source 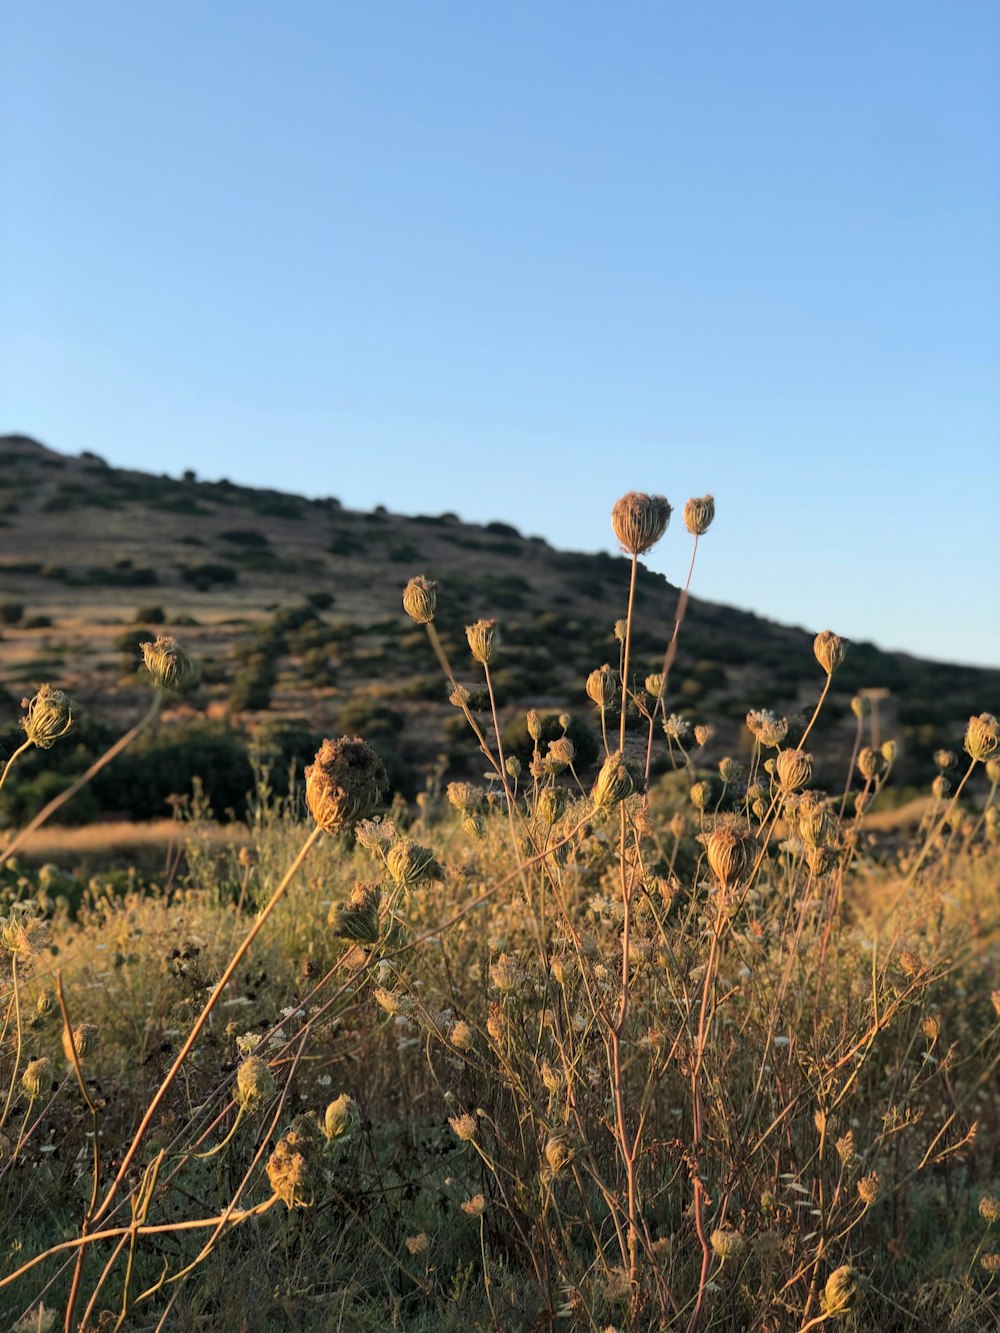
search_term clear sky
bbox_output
[2,2,998,667]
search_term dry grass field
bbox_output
[1,449,999,1331]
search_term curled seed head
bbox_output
[858,1172,880,1205]
[611,491,672,555]
[236,1055,276,1114]
[822,1266,858,1316]
[718,756,742,784]
[450,1021,475,1052]
[814,630,848,675]
[981,1253,1000,1273]
[62,1023,99,1064]
[266,1132,318,1209]
[354,817,396,853]
[505,754,521,779]
[746,710,788,748]
[931,775,951,800]
[141,636,198,691]
[21,1056,49,1099]
[21,685,75,749]
[461,813,485,839]
[305,737,388,833]
[979,1196,1000,1224]
[586,664,619,710]
[323,1092,359,1140]
[798,796,838,849]
[402,575,437,624]
[776,750,812,792]
[857,747,886,782]
[689,781,712,811]
[705,825,755,887]
[466,619,498,666]
[613,619,627,643]
[447,782,484,813]
[645,673,663,698]
[965,713,1000,763]
[489,953,523,994]
[546,737,575,772]
[544,1134,574,1175]
[535,786,563,826]
[526,709,542,741]
[683,495,715,536]
[934,749,957,771]
[385,838,443,889]
[328,881,382,943]
[592,751,637,811]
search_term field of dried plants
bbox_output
[1,488,999,1332]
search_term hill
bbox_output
[0,432,996,822]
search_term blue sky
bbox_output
[2,2,998,666]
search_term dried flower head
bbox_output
[305,737,388,833]
[20,685,75,749]
[402,575,437,624]
[814,630,848,675]
[858,1172,880,1205]
[406,1232,429,1256]
[613,618,627,643]
[547,736,575,769]
[981,1253,1000,1273]
[775,749,813,792]
[798,796,838,849]
[718,756,743,783]
[934,749,957,771]
[705,825,755,888]
[694,724,713,747]
[323,1092,359,1140]
[449,1113,478,1142]
[835,1130,856,1165]
[931,774,951,800]
[710,1228,744,1261]
[21,1056,49,1099]
[447,782,483,813]
[683,495,714,536]
[62,1022,99,1064]
[987,757,1000,784]
[461,1193,486,1217]
[663,713,692,743]
[266,1129,318,1208]
[450,1020,475,1051]
[980,1196,1000,1224]
[235,1055,275,1114]
[611,491,672,555]
[822,1266,858,1316]
[965,713,1000,763]
[857,747,886,782]
[466,619,498,666]
[586,664,619,710]
[746,710,788,748]
[386,838,443,889]
[449,684,471,708]
[141,636,198,691]
[535,786,563,826]
[592,751,637,811]
[354,817,397,853]
[489,952,524,994]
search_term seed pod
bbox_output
[611,491,672,555]
[880,739,897,764]
[461,814,485,839]
[141,636,198,691]
[386,838,443,889]
[814,630,848,675]
[592,751,636,811]
[931,775,951,800]
[799,798,837,849]
[402,575,437,624]
[965,713,1000,763]
[586,664,619,710]
[857,747,886,782]
[986,757,1000,784]
[850,695,865,720]
[775,750,812,792]
[934,749,957,771]
[645,673,663,699]
[236,1055,276,1114]
[447,782,483,813]
[718,756,742,784]
[683,495,715,536]
[526,709,542,741]
[466,619,498,666]
[535,787,562,826]
[20,685,75,749]
[329,881,382,943]
[449,1113,477,1142]
[305,737,388,833]
[705,825,755,887]
[505,755,521,779]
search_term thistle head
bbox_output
[611,491,672,555]
[466,619,498,666]
[683,495,715,536]
[402,575,437,624]
[20,685,74,749]
[814,630,848,675]
[141,636,198,691]
[305,737,388,833]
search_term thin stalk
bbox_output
[797,672,833,752]
[0,739,32,794]
[644,535,699,788]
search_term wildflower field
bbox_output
[1,485,999,1332]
